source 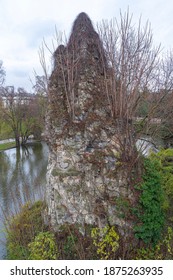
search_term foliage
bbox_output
[115,196,131,219]
[6,241,30,260]
[0,87,46,146]
[160,226,173,259]
[135,226,173,260]
[6,210,95,260]
[6,201,46,259]
[0,120,13,140]
[28,231,58,260]
[133,158,165,245]
[56,224,93,260]
[150,149,173,212]
[63,234,78,259]
[5,198,173,260]
[135,247,161,260]
[91,225,119,259]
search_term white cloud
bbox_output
[0,0,173,91]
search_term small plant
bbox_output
[28,231,58,260]
[91,225,119,259]
[6,243,30,260]
[63,234,78,259]
[158,226,173,259]
[135,247,162,260]
[57,224,87,260]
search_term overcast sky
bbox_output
[0,0,173,92]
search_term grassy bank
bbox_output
[0,142,16,151]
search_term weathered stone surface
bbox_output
[45,12,133,234]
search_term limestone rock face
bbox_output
[45,12,133,233]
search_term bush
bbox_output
[157,226,173,259]
[56,224,95,260]
[63,234,78,259]
[150,149,173,212]
[135,247,161,260]
[6,201,46,259]
[28,231,58,260]
[135,226,173,260]
[133,158,165,245]
[91,225,119,259]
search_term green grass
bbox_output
[0,142,16,151]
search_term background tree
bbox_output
[0,86,44,147]
[32,74,48,135]
[33,74,48,96]
[1,86,26,146]
[0,60,6,136]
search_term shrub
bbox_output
[157,226,173,259]
[150,149,173,212]
[135,226,173,260]
[57,224,94,260]
[6,200,46,259]
[63,234,78,259]
[133,158,165,245]
[135,247,161,260]
[91,225,119,259]
[28,231,58,260]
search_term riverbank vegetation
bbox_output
[4,149,173,260]
[0,142,16,151]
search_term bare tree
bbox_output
[33,74,48,96]
[94,11,173,169]
[1,87,43,146]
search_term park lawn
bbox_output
[0,142,16,151]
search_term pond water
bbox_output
[0,142,48,259]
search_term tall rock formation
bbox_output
[45,12,133,233]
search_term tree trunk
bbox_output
[15,133,20,148]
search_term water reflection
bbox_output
[0,142,48,259]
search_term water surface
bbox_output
[0,142,48,259]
